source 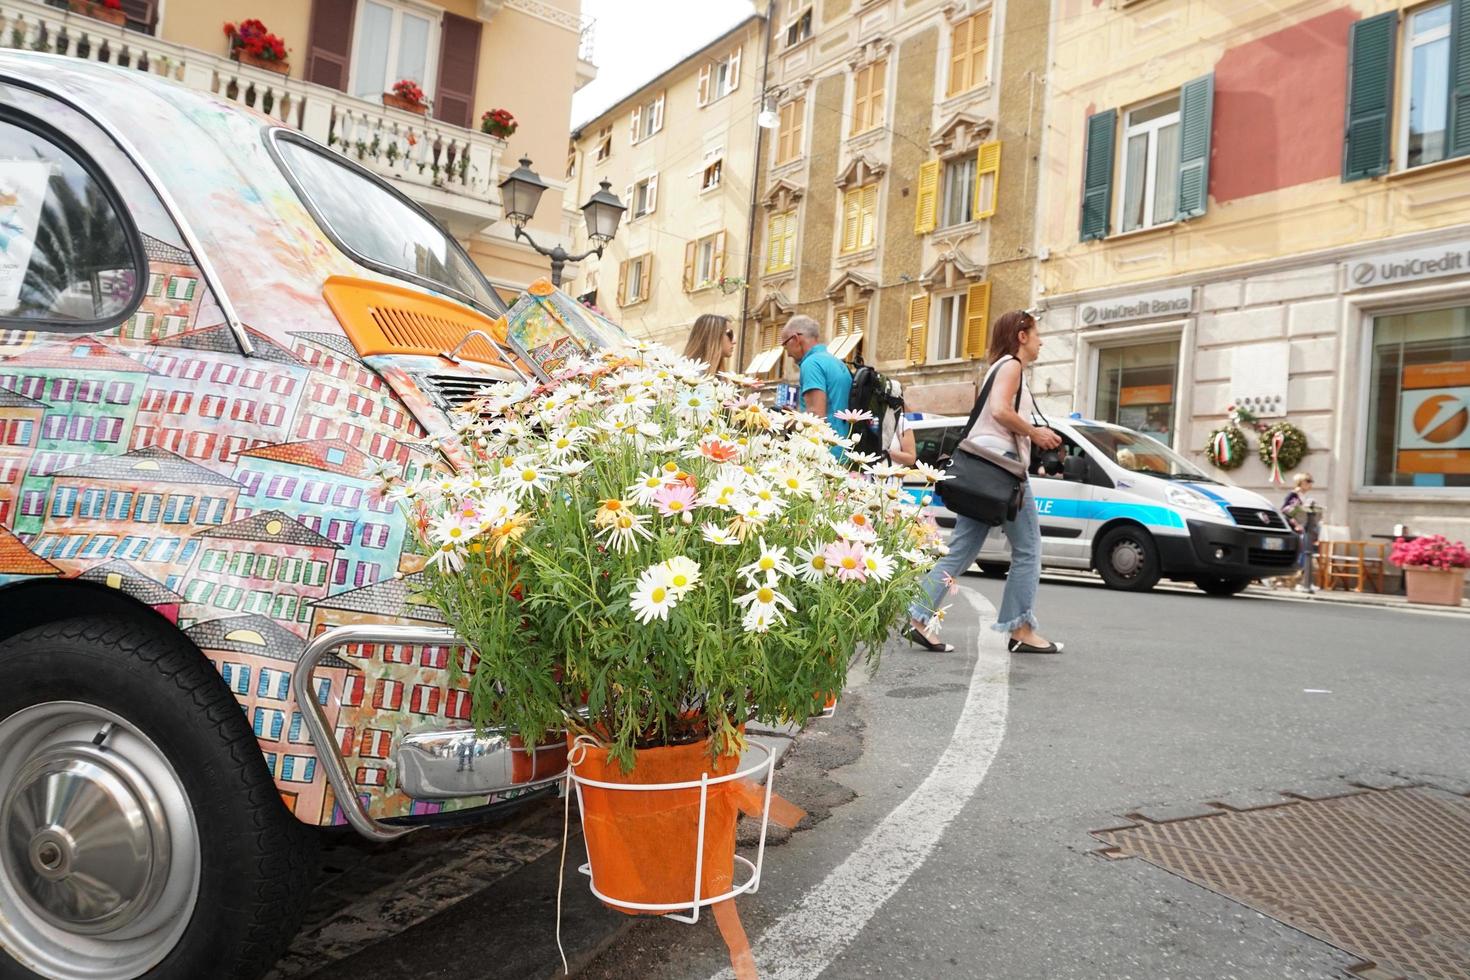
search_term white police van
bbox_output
[905,414,1300,595]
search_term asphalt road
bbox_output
[276,577,1470,980]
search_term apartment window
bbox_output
[839,183,879,254]
[775,98,806,165]
[630,173,659,218]
[684,232,726,292]
[785,5,812,47]
[833,304,867,344]
[619,254,652,306]
[701,158,723,191]
[765,210,798,273]
[1400,3,1452,170]
[1364,305,1470,489]
[851,61,887,136]
[933,293,969,362]
[350,0,438,104]
[594,125,612,162]
[698,47,742,106]
[946,10,992,97]
[630,93,665,143]
[1119,95,1181,234]
[941,156,977,227]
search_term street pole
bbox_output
[511,226,604,288]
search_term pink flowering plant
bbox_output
[1389,534,1470,571]
[388,342,943,768]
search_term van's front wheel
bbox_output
[0,617,315,980]
[1095,526,1161,592]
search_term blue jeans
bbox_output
[911,481,1042,634]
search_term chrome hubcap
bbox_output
[1111,539,1145,578]
[0,703,199,979]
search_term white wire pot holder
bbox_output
[568,739,777,924]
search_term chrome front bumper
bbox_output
[291,624,568,842]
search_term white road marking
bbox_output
[709,585,1011,980]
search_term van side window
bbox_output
[913,424,966,467]
[0,116,143,327]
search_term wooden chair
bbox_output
[1317,540,1386,593]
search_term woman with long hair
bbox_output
[683,313,735,376]
[905,310,1067,654]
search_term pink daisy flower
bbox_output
[652,483,698,518]
[823,539,869,582]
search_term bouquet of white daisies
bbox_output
[387,342,947,769]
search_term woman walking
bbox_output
[905,310,1065,654]
[682,313,735,376]
[1282,472,1322,592]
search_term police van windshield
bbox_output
[1073,424,1212,481]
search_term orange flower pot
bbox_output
[233,51,289,75]
[382,92,428,116]
[571,735,743,914]
[68,0,126,26]
[1403,567,1466,606]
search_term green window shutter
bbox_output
[1343,12,1397,181]
[1080,109,1115,241]
[1450,0,1470,158]
[1176,73,1214,219]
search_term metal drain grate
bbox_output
[1093,786,1470,980]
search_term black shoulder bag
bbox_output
[935,357,1028,527]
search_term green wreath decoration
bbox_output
[1204,425,1247,470]
[1258,421,1307,471]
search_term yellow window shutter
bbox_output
[907,294,930,365]
[872,60,887,127]
[971,11,991,87]
[859,184,877,249]
[947,18,969,97]
[974,140,1001,219]
[713,231,727,280]
[617,260,628,305]
[840,189,860,253]
[963,281,991,360]
[697,64,711,106]
[682,242,696,292]
[853,306,868,342]
[914,160,940,234]
[640,255,653,301]
[782,211,796,268]
[764,214,779,272]
[791,98,805,158]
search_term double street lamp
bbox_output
[498,156,626,287]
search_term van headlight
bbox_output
[1165,485,1220,516]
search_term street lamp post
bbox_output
[497,157,626,287]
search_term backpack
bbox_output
[848,359,905,458]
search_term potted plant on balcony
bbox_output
[224,19,290,74]
[69,0,126,27]
[384,79,430,116]
[395,340,941,918]
[480,108,517,139]
[1391,534,1469,606]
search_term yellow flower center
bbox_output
[663,462,679,473]
[469,542,484,553]
[448,527,463,538]
[671,574,688,588]
[759,557,774,570]
[853,514,869,526]
[651,587,667,602]
[757,587,775,603]
[617,515,633,528]
[604,499,622,511]
[669,501,685,511]
[841,557,858,570]
[812,556,827,570]
[521,469,537,482]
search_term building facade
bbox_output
[1035,0,1470,542]
[0,0,594,294]
[565,12,767,350]
[740,0,1049,413]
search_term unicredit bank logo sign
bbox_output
[1399,388,1470,451]
[1348,240,1470,288]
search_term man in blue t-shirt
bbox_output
[779,315,851,448]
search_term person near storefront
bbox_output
[1283,472,1323,593]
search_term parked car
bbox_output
[905,414,1300,594]
[0,54,573,980]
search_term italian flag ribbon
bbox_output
[1268,431,1285,485]
[1213,430,1232,465]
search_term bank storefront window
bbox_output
[1365,305,1470,489]
[1095,340,1180,444]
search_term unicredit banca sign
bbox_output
[1348,240,1470,288]
[1077,287,1193,327]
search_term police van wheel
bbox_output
[0,616,315,980]
[1194,576,1252,597]
[976,562,1009,579]
[1095,526,1161,592]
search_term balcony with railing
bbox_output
[575,16,596,91]
[0,0,507,237]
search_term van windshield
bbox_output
[273,135,504,313]
[1073,424,1213,481]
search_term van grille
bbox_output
[1248,547,1298,568]
[1229,506,1288,530]
[416,373,499,414]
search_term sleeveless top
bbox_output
[967,356,1036,470]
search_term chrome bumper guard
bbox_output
[291,624,567,842]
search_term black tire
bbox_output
[1194,576,1252,597]
[1095,525,1161,592]
[0,616,316,980]
[976,562,1010,579]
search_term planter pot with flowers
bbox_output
[224,19,290,74]
[480,108,517,139]
[384,79,429,115]
[69,0,126,26]
[394,339,943,927]
[1390,534,1469,606]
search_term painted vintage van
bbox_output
[0,53,612,980]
